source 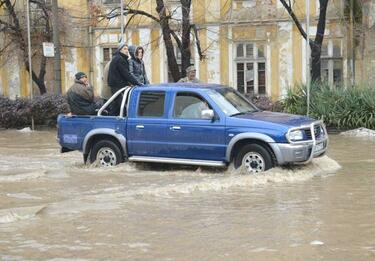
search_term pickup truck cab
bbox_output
[57,84,328,173]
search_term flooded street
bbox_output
[0,130,374,260]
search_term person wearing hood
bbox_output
[129,45,150,85]
[108,42,142,93]
[67,72,98,115]
[108,43,142,115]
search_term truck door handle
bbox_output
[136,125,144,129]
[170,126,181,130]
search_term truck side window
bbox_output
[138,91,166,117]
[173,92,211,119]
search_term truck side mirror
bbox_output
[201,109,214,120]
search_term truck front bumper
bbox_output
[270,121,329,165]
[270,139,328,165]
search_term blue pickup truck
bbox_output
[57,84,328,173]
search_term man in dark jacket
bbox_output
[67,72,97,115]
[108,43,142,115]
[108,43,142,93]
[129,45,150,85]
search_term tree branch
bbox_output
[279,0,307,40]
[170,30,182,50]
[105,7,160,23]
[191,24,205,60]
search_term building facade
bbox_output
[0,0,374,100]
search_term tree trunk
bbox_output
[310,42,322,83]
[25,61,47,95]
[279,0,329,83]
[311,0,329,83]
[180,0,192,78]
[156,0,181,82]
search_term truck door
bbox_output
[166,91,226,161]
[127,90,170,157]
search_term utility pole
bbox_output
[52,0,62,94]
[26,0,34,130]
[350,0,355,86]
[306,0,310,116]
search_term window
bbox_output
[233,0,256,9]
[102,0,121,5]
[320,39,343,87]
[235,43,266,96]
[103,47,117,64]
[205,88,257,116]
[138,91,166,117]
[173,92,210,119]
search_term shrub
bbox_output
[244,94,281,112]
[282,83,375,129]
[0,95,69,129]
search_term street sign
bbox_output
[43,42,55,57]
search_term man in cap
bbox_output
[178,65,201,83]
[67,72,98,115]
[108,42,143,115]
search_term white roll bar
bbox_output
[97,86,132,117]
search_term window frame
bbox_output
[137,91,167,118]
[172,91,213,120]
[234,42,267,96]
[320,38,343,88]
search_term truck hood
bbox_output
[233,111,315,127]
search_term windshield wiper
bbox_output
[229,110,255,117]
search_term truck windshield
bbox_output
[205,88,258,116]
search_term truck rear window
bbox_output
[138,91,166,117]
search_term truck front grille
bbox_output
[304,124,324,140]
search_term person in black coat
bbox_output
[108,43,142,93]
[108,43,143,115]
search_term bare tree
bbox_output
[98,0,205,82]
[279,0,329,83]
[0,0,54,94]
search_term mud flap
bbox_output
[61,147,74,153]
[83,153,88,164]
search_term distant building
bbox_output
[0,0,374,100]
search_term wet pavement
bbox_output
[0,130,374,260]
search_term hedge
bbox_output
[282,83,375,129]
[0,95,70,128]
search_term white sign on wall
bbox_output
[43,42,55,57]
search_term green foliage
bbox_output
[282,83,375,129]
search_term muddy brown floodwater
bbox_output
[0,130,374,260]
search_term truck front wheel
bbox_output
[90,140,123,167]
[234,144,273,173]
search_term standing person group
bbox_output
[108,43,148,115]
[68,41,202,116]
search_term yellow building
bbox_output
[0,0,374,100]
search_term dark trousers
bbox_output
[108,87,124,116]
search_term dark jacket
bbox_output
[129,45,150,85]
[108,52,141,93]
[67,80,96,115]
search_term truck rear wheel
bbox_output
[90,140,123,167]
[234,144,273,173]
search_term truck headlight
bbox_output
[288,130,303,141]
